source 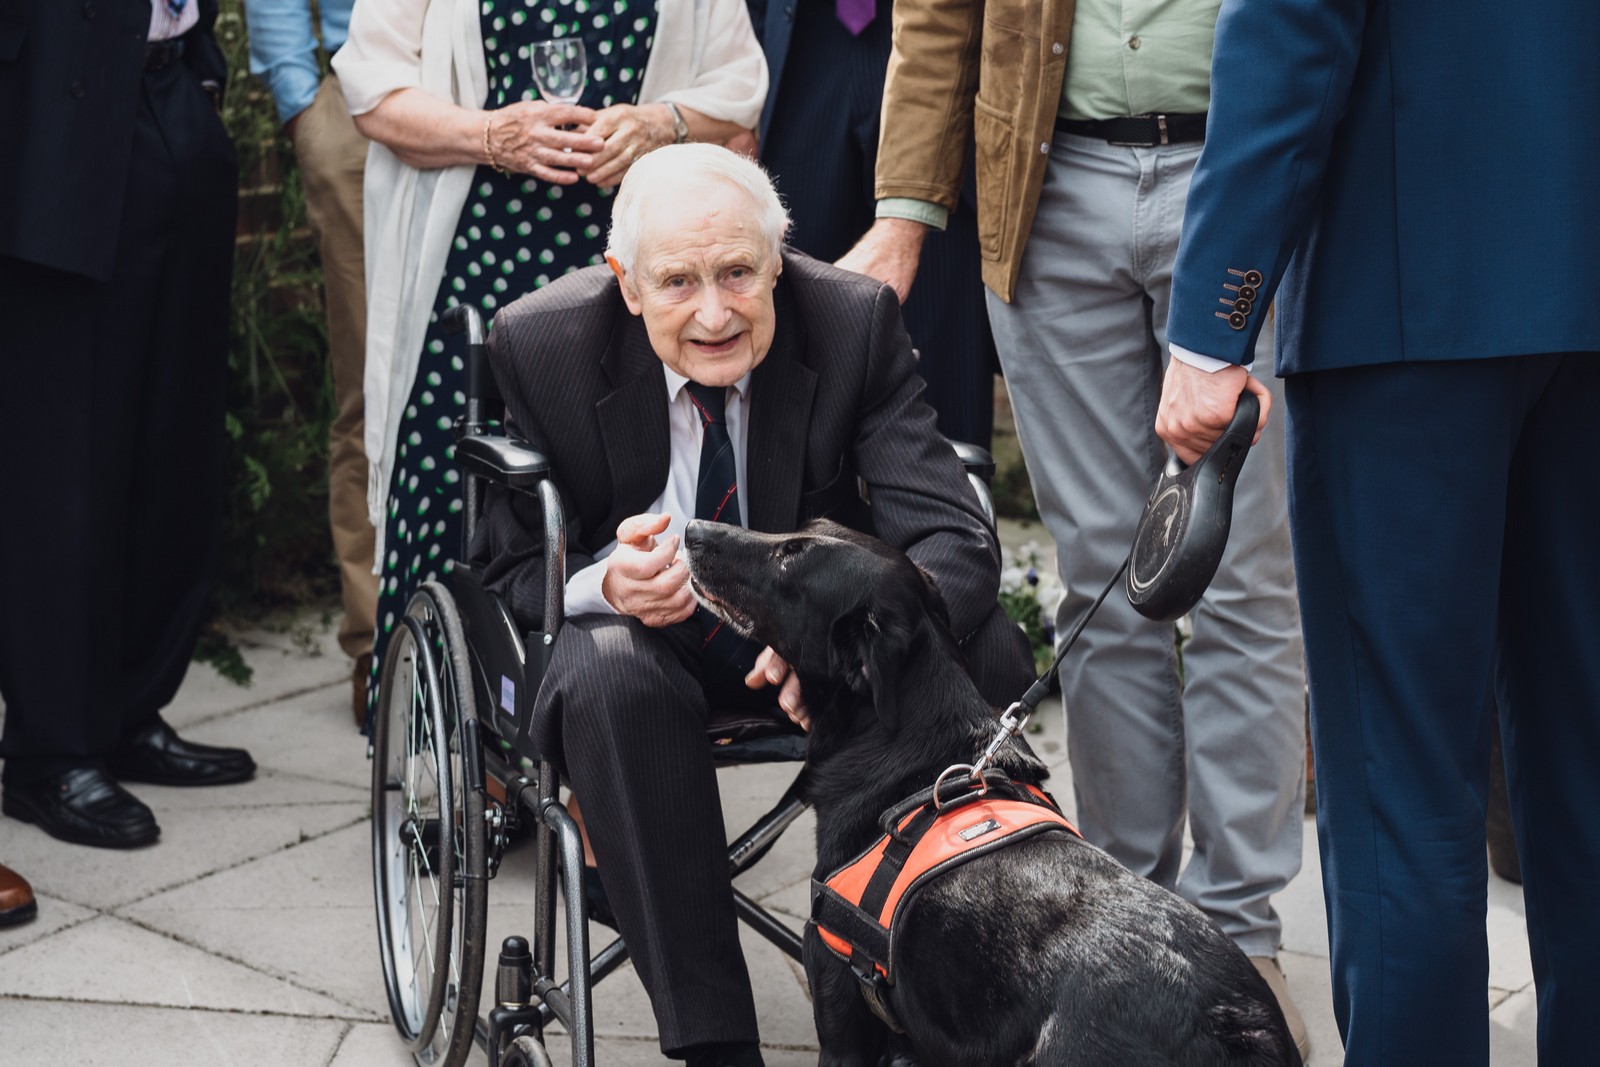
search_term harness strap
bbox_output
[811,880,891,964]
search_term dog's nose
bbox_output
[684,520,708,551]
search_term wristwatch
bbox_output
[665,101,689,144]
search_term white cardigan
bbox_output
[333,0,768,569]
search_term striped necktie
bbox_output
[685,382,760,682]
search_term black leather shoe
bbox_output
[107,720,256,787]
[2,767,160,849]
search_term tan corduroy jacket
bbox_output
[876,0,1077,303]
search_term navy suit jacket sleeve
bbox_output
[1167,0,1367,365]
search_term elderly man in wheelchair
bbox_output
[370,143,1033,1067]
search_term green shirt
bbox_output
[878,0,1221,229]
[1060,0,1221,120]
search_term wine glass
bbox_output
[530,39,587,106]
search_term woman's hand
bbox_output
[578,103,678,188]
[485,101,606,184]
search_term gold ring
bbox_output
[626,144,636,159]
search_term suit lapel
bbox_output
[597,309,670,537]
[748,279,815,533]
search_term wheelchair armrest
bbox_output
[949,440,996,482]
[457,433,550,489]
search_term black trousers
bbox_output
[530,603,1032,1054]
[759,0,999,447]
[0,57,237,786]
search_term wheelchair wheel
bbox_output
[372,582,489,1067]
[502,1036,555,1067]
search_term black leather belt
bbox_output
[1055,113,1207,147]
[144,37,186,72]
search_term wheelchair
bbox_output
[369,304,1001,1067]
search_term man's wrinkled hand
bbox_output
[835,218,928,304]
[600,513,696,627]
[1155,359,1272,465]
[746,646,809,731]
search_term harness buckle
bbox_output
[851,961,906,1033]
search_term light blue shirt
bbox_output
[245,0,356,124]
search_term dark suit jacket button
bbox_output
[1227,311,1247,330]
[1238,284,1258,301]
[1243,270,1263,287]
[1233,298,1253,314]
[69,81,85,98]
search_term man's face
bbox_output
[612,180,781,387]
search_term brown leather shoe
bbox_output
[1251,955,1312,1063]
[352,652,373,729]
[0,862,38,928]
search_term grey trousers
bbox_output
[987,132,1306,955]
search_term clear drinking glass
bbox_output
[530,39,588,106]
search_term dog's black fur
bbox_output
[685,519,1301,1067]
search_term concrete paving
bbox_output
[0,520,1538,1065]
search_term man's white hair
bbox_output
[606,143,790,274]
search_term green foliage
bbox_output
[997,542,1061,677]
[197,2,340,682]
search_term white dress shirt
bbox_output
[563,367,753,616]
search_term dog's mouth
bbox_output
[687,573,756,636]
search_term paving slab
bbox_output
[0,915,356,1018]
[0,1000,347,1067]
[1,801,367,912]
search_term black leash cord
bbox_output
[1014,548,1133,716]
[947,548,1135,790]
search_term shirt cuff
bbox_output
[267,64,323,126]
[875,197,949,232]
[1169,343,1235,374]
[563,559,619,618]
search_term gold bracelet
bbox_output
[483,115,510,176]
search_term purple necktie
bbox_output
[836,0,876,36]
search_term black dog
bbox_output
[685,519,1301,1067]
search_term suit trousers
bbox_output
[1287,352,1600,1064]
[531,602,1032,1054]
[984,132,1306,955]
[0,58,237,785]
[758,0,998,447]
[292,73,377,663]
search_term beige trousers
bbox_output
[292,73,377,661]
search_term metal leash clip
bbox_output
[932,700,1031,811]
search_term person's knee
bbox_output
[547,616,699,738]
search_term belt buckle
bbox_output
[1106,114,1165,148]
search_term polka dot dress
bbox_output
[369,0,658,715]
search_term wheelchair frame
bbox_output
[369,304,999,1067]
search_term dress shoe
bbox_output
[1251,955,1312,1063]
[352,651,373,730]
[0,861,38,927]
[2,767,160,848]
[107,719,256,787]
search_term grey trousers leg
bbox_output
[986,133,1305,955]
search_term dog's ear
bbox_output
[828,598,916,733]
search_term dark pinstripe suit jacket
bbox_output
[477,249,1003,642]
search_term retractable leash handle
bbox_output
[1125,389,1260,623]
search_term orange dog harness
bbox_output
[809,773,1079,1026]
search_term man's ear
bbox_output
[606,255,644,316]
[828,600,910,733]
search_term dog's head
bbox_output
[684,519,952,732]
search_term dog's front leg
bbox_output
[804,926,893,1067]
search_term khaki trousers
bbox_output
[293,73,377,661]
